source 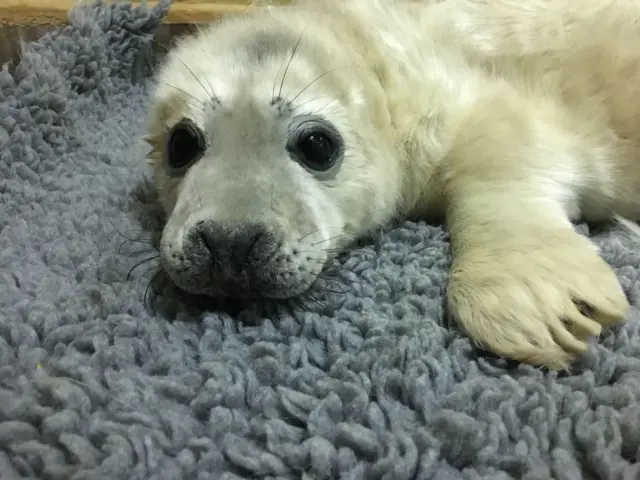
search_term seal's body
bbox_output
[145,0,639,369]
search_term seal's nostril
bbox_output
[231,226,271,267]
[192,220,279,273]
[200,231,213,253]
[246,231,264,258]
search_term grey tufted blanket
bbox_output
[1,1,639,479]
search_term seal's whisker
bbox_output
[286,65,359,105]
[297,227,348,243]
[126,247,159,258]
[118,236,154,247]
[108,218,153,244]
[161,82,207,109]
[317,272,359,289]
[150,37,172,54]
[305,292,328,310]
[139,264,161,280]
[312,99,339,116]
[320,266,368,286]
[291,248,341,257]
[315,278,350,295]
[118,239,155,255]
[297,228,323,242]
[275,27,308,101]
[310,233,351,246]
[317,287,347,296]
[127,255,161,281]
[244,233,263,266]
[201,72,220,107]
[321,247,376,258]
[109,220,156,256]
[288,252,326,258]
[293,100,339,117]
[143,267,175,316]
[143,269,166,314]
[291,95,335,111]
[152,37,220,107]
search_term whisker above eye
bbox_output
[286,64,360,105]
[152,37,220,108]
[275,26,309,101]
[291,96,339,115]
[150,37,171,54]
[161,82,208,110]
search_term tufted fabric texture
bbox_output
[1,1,640,479]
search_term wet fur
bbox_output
[145,0,640,369]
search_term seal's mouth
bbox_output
[166,262,326,301]
[200,269,321,300]
[160,219,332,300]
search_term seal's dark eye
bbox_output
[287,115,343,177]
[165,119,206,172]
[292,131,336,172]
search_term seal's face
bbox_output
[145,13,401,299]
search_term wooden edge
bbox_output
[0,1,259,26]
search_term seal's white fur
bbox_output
[145,0,640,369]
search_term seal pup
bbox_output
[144,0,640,369]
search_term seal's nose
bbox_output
[190,220,278,277]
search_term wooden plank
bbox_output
[170,0,260,3]
[0,1,284,26]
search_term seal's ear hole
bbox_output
[165,118,206,173]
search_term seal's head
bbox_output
[145,5,403,299]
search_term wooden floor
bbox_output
[0,0,291,25]
[0,1,291,65]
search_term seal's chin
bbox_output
[163,259,326,301]
[159,224,332,300]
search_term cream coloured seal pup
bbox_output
[144,0,639,370]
